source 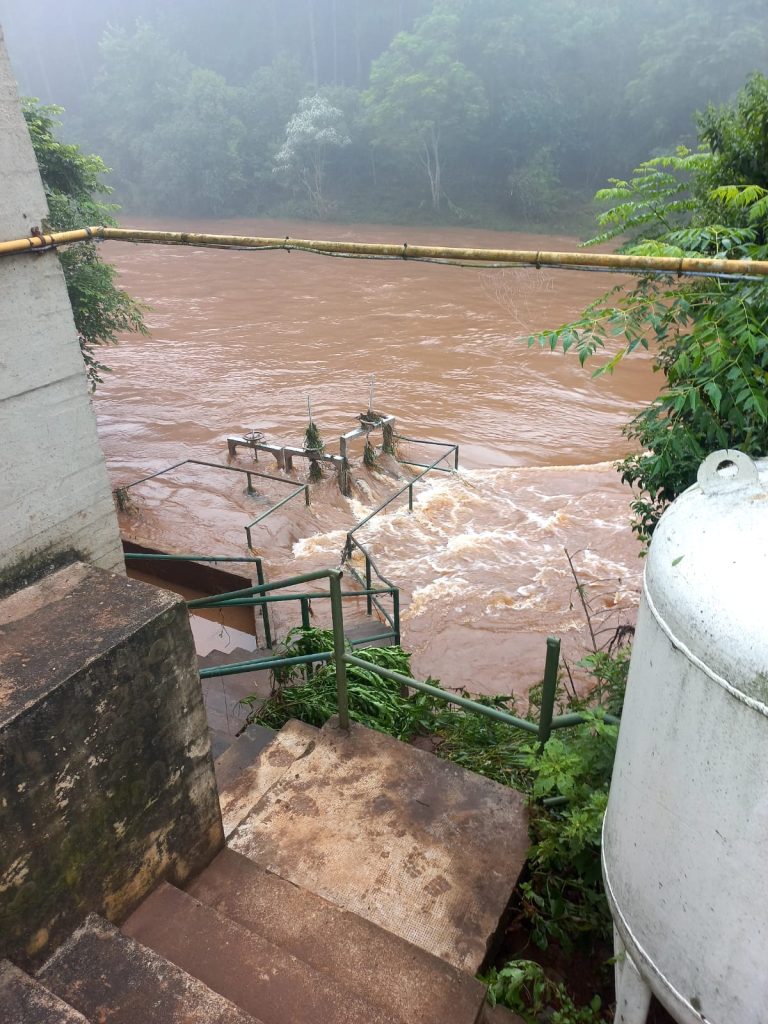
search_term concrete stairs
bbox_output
[2,719,528,1023]
[226,718,529,974]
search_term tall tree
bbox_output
[273,94,351,216]
[365,13,487,209]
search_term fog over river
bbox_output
[98,218,659,697]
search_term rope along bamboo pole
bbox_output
[1,225,768,278]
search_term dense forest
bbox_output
[2,0,767,227]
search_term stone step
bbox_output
[122,881,404,1024]
[480,1001,527,1024]
[228,719,529,974]
[37,914,258,1024]
[0,960,89,1023]
[215,718,318,838]
[187,847,487,1024]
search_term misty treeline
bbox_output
[4,0,767,226]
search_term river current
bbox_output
[97,217,658,696]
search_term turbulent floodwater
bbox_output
[97,217,658,696]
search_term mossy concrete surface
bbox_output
[0,561,223,966]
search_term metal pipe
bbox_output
[329,572,350,730]
[538,636,561,748]
[365,557,372,615]
[4,225,767,277]
[300,597,311,630]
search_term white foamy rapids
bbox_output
[293,461,642,695]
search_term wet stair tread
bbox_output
[0,960,89,1024]
[122,881,406,1024]
[228,719,529,973]
[187,847,487,1024]
[37,914,258,1024]
[215,718,318,838]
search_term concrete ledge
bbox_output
[0,562,223,965]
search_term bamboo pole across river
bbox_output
[1,225,767,278]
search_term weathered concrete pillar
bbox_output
[0,562,224,967]
[0,28,124,586]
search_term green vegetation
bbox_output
[483,960,603,1023]
[531,73,768,544]
[6,1,766,228]
[23,99,147,388]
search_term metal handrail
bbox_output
[340,437,459,647]
[124,550,274,648]
[119,459,310,550]
[193,566,619,745]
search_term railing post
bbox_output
[256,559,273,649]
[392,588,401,647]
[329,571,350,730]
[300,597,311,630]
[538,635,560,749]
[365,557,372,616]
[246,472,254,494]
[408,484,413,512]
[454,445,459,470]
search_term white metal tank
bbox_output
[603,449,768,1024]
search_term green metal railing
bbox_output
[119,459,309,549]
[192,567,620,746]
[125,552,400,653]
[124,551,274,648]
[341,437,459,647]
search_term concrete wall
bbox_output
[0,27,124,585]
[0,562,224,967]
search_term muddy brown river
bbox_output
[97,217,658,697]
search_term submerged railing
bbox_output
[341,436,459,648]
[119,459,309,550]
[191,566,620,746]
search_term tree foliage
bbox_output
[529,74,768,545]
[273,95,351,216]
[365,13,488,209]
[23,99,147,389]
[7,0,766,226]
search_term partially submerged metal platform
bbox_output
[227,414,396,495]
